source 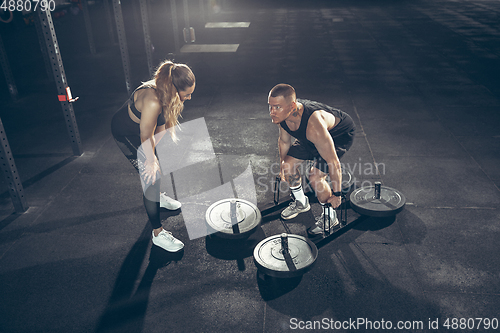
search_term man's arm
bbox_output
[306,113,342,194]
[278,127,292,180]
[278,127,292,161]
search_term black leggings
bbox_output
[111,105,162,230]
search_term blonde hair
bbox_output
[142,60,195,140]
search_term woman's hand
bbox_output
[141,157,161,184]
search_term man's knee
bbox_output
[281,161,294,176]
[282,157,301,175]
[307,170,328,187]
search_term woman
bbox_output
[111,60,195,252]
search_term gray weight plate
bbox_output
[206,198,261,238]
[350,185,406,217]
[342,168,354,192]
[253,234,318,278]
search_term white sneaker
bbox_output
[281,196,310,220]
[308,210,340,236]
[152,230,184,252]
[160,192,181,210]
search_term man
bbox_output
[268,84,355,235]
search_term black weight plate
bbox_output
[350,185,406,217]
[206,199,261,238]
[253,234,318,278]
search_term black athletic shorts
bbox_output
[287,129,355,174]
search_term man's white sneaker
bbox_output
[152,230,184,252]
[281,196,310,220]
[160,192,181,210]
[307,210,340,236]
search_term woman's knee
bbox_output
[143,179,161,202]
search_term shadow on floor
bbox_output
[95,223,184,333]
[206,227,267,271]
[260,210,438,329]
[0,155,78,200]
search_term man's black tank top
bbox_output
[129,86,166,126]
[280,99,355,149]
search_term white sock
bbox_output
[320,202,336,220]
[290,184,306,206]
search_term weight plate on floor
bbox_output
[253,233,318,278]
[342,168,354,192]
[206,198,261,239]
[350,184,406,217]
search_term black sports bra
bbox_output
[129,86,166,126]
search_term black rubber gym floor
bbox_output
[1,0,499,332]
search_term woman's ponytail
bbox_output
[153,60,195,141]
